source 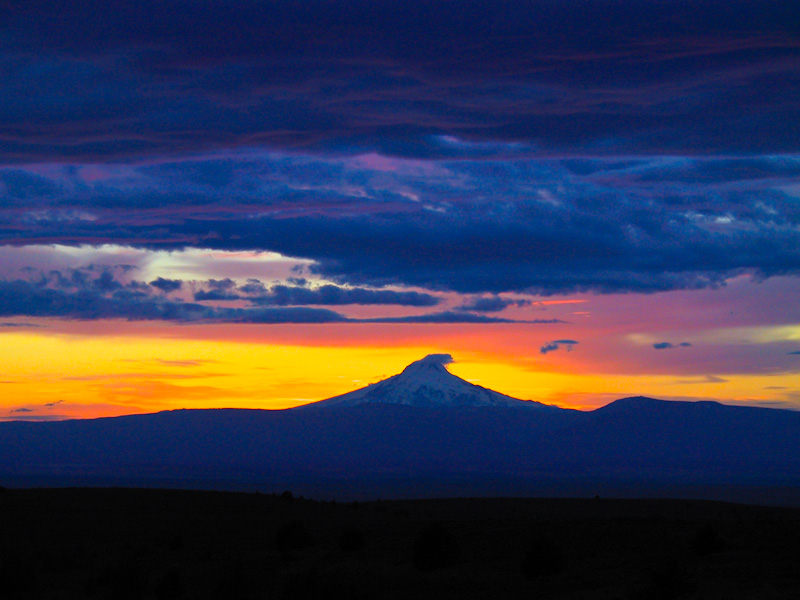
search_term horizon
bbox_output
[2,1,800,420]
[3,351,796,422]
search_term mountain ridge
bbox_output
[2,355,800,503]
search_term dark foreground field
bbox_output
[2,487,800,599]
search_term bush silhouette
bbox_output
[412,522,460,571]
[520,534,565,580]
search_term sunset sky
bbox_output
[2,0,800,420]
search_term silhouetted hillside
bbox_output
[3,357,800,504]
[3,488,800,600]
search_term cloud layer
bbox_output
[1,1,799,300]
[0,266,541,323]
[2,151,800,295]
[3,1,800,161]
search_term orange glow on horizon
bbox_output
[2,318,798,421]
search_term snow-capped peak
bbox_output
[306,354,557,410]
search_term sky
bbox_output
[2,0,800,419]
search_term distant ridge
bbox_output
[305,354,559,410]
[2,355,800,504]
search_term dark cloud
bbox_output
[0,1,799,299]
[224,307,346,324]
[249,284,440,307]
[0,276,346,323]
[238,280,268,295]
[193,281,441,307]
[362,314,563,324]
[1,1,799,161]
[193,289,240,301]
[419,354,454,366]
[654,342,693,350]
[459,296,532,313]
[11,408,34,413]
[362,312,522,324]
[788,351,800,355]
[207,278,237,290]
[540,339,579,354]
[4,151,800,295]
[0,270,497,323]
[675,375,729,384]
[149,277,183,293]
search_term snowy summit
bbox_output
[308,354,554,410]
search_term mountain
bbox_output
[304,354,559,410]
[2,356,800,504]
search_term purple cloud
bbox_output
[654,342,693,350]
[540,339,579,354]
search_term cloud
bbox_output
[459,296,532,313]
[11,408,34,413]
[362,311,522,324]
[788,351,800,355]
[0,267,447,321]
[149,277,183,293]
[419,354,454,365]
[249,284,439,307]
[540,339,579,354]
[675,375,729,384]
[4,151,800,296]
[0,2,799,299]
[0,270,546,324]
[0,276,349,323]
[156,359,205,367]
[653,342,693,350]
[193,281,441,306]
[194,289,241,301]
[2,2,799,162]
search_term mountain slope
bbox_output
[546,396,800,476]
[305,354,559,410]
[2,357,800,500]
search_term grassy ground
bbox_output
[2,487,800,599]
